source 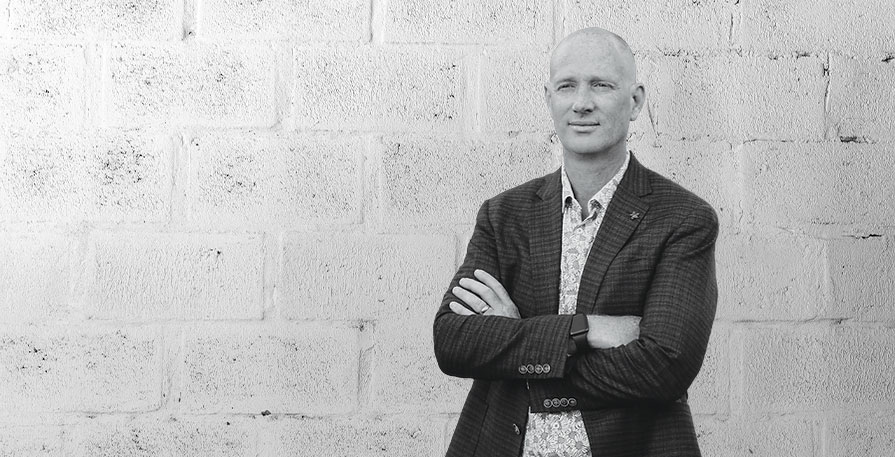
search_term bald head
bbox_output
[549,27,637,84]
[544,28,646,161]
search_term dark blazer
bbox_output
[433,154,718,457]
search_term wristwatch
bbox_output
[567,313,589,356]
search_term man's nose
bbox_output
[571,88,595,113]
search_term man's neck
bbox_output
[563,147,628,208]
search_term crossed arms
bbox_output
[433,197,719,409]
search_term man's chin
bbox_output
[561,143,612,156]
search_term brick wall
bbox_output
[1,1,893,455]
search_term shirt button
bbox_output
[513,423,521,435]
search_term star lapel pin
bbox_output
[629,211,640,220]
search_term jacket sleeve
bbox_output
[528,203,719,411]
[433,198,576,381]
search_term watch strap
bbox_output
[568,313,589,356]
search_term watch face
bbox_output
[570,314,589,335]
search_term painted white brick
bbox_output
[7,0,179,40]
[715,231,826,321]
[280,234,454,321]
[179,323,358,414]
[734,0,895,53]
[825,235,895,321]
[70,416,255,457]
[106,42,279,128]
[630,140,738,225]
[0,131,171,223]
[186,131,363,229]
[827,412,895,457]
[370,319,470,413]
[377,134,557,229]
[629,54,662,140]
[0,425,63,456]
[0,234,71,321]
[742,325,895,413]
[0,325,161,412]
[0,44,84,133]
[480,48,551,132]
[563,0,733,51]
[384,0,551,45]
[654,54,826,141]
[294,45,466,131]
[743,142,895,228]
[688,325,729,415]
[695,416,818,457]
[264,416,442,457]
[199,0,367,41]
[0,0,7,36]
[828,56,895,142]
[85,232,263,321]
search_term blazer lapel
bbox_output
[576,155,652,314]
[528,169,562,316]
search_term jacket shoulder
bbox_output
[485,170,556,209]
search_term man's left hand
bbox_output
[449,269,521,319]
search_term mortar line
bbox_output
[818,412,828,457]
[184,0,198,39]
[822,52,833,140]
[370,0,386,44]
[464,48,483,135]
[552,0,561,44]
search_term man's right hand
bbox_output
[448,269,522,319]
[585,315,641,349]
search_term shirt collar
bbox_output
[561,151,631,212]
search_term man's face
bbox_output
[545,41,642,158]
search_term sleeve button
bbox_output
[569,398,578,407]
[543,364,551,373]
[551,398,561,407]
[560,398,569,407]
[519,365,527,374]
[534,364,543,374]
[543,399,552,408]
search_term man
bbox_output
[433,27,718,457]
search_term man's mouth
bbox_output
[568,121,600,130]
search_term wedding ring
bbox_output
[479,304,492,315]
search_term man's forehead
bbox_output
[549,31,636,81]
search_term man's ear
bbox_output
[630,83,646,121]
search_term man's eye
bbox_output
[593,82,611,88]
[557,84,574,91]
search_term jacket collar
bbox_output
[536,152,653,202]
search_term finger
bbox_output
[452,286,488,313]
[458,278,500,306]
[449,301,476,316]
[473,269,514,305]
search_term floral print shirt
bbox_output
[522,152,630,457]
